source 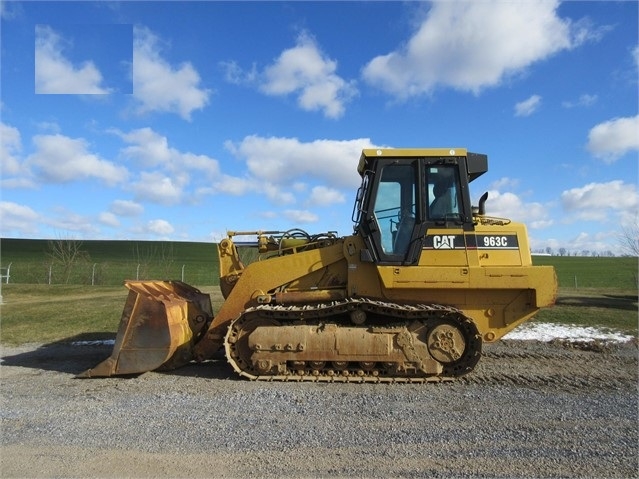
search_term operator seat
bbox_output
[430,182,453,218]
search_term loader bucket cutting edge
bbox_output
[78,280,213,378]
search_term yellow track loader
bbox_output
[81,148,556,382]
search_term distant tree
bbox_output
[133,242,175,279]
[559,247,566,256]
[618,222,639,257]
[581,250,590,257]
[47,238,90,284]
[545,246,552,255]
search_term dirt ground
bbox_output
[1,339,637,478]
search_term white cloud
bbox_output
[0,177,37,189]
[35,25,110,94]
[562,93,597,109]
[35,121,62,133]
[485,190,551,228]
[1,1,23,20]
[307,185,346,207]
[587,115,639,163]
[260,32,357,118]
[0,123,37,188]
[0,122,22,175]
[362,1,585,98]
[514,95,542,117]
[115,127,220,206]
[98,212,120,228]
[220,60,258,85]
[117,127,220,176]
[118,127,172,166]
[284,209,319,223]
[133,26,211,120]
[146,219,175,236]
[563,230,620,255]
[263,182,296,205]
[225,135,375,189]
[109,199,143,216]
[209,174,254,196]
[0,201,40,235]
[27,134,128,185]
[218,136,381,214]
[47,207,100,235]
[561,181,638,222]
[488,177,520,191]
[132,171,186,205]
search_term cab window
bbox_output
[427,166,462,222]
[372,164,416,255]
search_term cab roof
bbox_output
[357,148,487,182]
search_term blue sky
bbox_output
[1,1,637,255]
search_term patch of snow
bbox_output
[504,323,635,343]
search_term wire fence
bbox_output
[2,260,218,286]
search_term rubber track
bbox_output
[225,298,482,383]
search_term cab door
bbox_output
[360,160,421,265]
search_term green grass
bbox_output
[0,284,226,345]
[533,255,637,289]
[1,238,219,286]
[0,285,127,344]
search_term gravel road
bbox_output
[1,339,637,478]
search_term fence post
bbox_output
[92,263,97,286]
[0,263,11,284]
[181,264,185,282]
[136,264,140,280]
[48,265,52,285]
[574,275,578,289]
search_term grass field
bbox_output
[0,238,219,286]
[0,238,637,345]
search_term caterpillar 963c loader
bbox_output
[81,148,556,382]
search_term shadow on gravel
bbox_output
[0,333,238,380]
[556,293,638,311]
[1,333,116,374]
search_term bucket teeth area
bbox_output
[78,281,212,378]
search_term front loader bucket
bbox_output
[78,280,213,378]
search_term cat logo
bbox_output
[433,235,456,249]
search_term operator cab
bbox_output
[352,148,487,265]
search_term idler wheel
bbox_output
[427,322,466,364]
[226,315,280,375]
